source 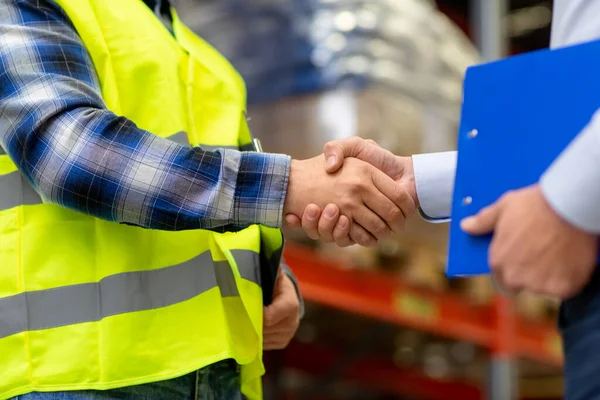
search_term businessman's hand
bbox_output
[285,137,418,246]
[284,153,415,246]
[461,185,598,299]
[264,269,300,350]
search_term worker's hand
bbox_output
[461,184,598,299]
[284,153,415,247]
[285,137,417,247]
[263,269,301,350]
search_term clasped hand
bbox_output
[285,138,416,247]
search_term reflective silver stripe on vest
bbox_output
[232,250,261,286]
[0,171,43,211]
[0,250,260,339]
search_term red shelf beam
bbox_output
[276,340,483,400]
[283,243,562,367]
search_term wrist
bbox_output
[283,159,302,216]
[402,156,419,207]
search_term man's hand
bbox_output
[285,137,418,247]
[284,153,415,246]
[263,269,300,350]
[461,185,598,299]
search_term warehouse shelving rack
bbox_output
[279,243,562,400]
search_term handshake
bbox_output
[283,137,417,247]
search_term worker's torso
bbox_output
[0,1,281,399]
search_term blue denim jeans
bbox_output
[12,360,243,400]
[561,266,600,399]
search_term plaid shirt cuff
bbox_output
[231,150,291,229]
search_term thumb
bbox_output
[264,302,283,326]
[460,203,501,235]
[323,137,367,173]
[264,288,288,327]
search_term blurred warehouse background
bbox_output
[173,1,560,399]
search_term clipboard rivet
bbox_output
[462,196,473,205]
[468,129,478,138]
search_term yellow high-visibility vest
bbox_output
[0,1,284,399]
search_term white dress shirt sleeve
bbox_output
[412,151,457,222]
[539,0,600,234]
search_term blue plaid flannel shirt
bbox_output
[0,0,291,232]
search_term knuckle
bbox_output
[555,282,576,299]
[488,248,502,272]
[479,206,494,219]
[349,181,363,195]
[323,140,336,152]
[340,195,355,210]
[305,229,320,241]
[373,221,390,237]
[355,161,370,175]
[501,190,515,202]
[395,186,408,201]
[387,206,402,222]
[264,315,274,327]
[335,234,353,247]
[387,207,404,222]
[503,271,521,291]
[350,136,363,146]
[359,235,377,247]
[489,257,501,272]
[353,231,370,246]
[291,299,300,314]
[333,229,350,242]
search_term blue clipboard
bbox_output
[447,38,600,277]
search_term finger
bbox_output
[495,268,523,295]
[264,327,297,337]
[353,206,391,240]
[332,215,354,247]
[263,335,294,349]
[489,238,522,296]
[370,170,416,232]
[264,339,291,351]
[318,204,341,243]
[491,273,517,297]
[349,223,377,247]
[263,316,300,335]
[301,204,322,240]
[285,213,302,228]
[264,298,291,327]
[264,282,300,327]
[323,137,367,173]
[461,203,502,236]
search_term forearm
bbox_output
[412,151,457,222]
[13,106,289,231]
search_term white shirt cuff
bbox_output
[412,151,457,222]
